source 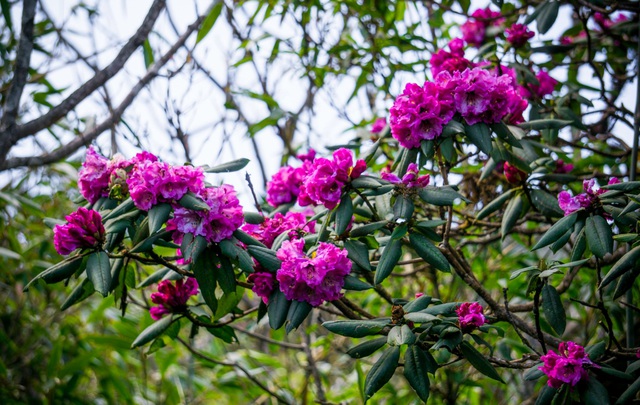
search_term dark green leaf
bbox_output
[530,189,564,218]
[350,220,388,237]
[219,239,255,274]
[233,229,267,248]
[24,255,84,291]
[247,245,282,272]
[344,239,372,271]
[532,213,578,251]
[523,364,545,381]
[351,176,382,189]
[442,119,465,137]
[343,275,373,290]
[178,192,210,211]
[586,215,613,259]
[600,245,640,289]
[217,256,236,294]
[535,385,557,405]
[465,123,493,155]
[542,284,566,335]
[409,233,449,272]
[347,337,387,359]
[387,325,416,346]
[393,194,414,221]
[137,268,171,288]
[518,118,572,131]
[418,186,469,206]
[476,189,515,220]
[285,300,313,333]
[148,203,172,234]
[60,279,95,311]
[403,295,433,313]
[131,316,175,348]
[87,251,111,297]
[537,1,560,34]
[616,375,640,405]
[335,194,354,235]
[181,234,208,264]
[244,212,264,224]
[102,197,135,221]
[206,325,238,343]
[267,289,290,330]
[374,238,402,285]
[459,341,505,383]
[581,377,610,405]
[193,248,219,314]
[364,346,400,399]
[322,319,390,338]
[501,193,523,240]
[404,345,431,402]
[586,342,606,361]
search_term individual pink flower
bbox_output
[297,149,316,162]
[522,70,558,99]
[298,148,366,209]
[371,117,387,134]
[594,12,629,30]
[558,178,619,216]
[266,165,306,207]
[505,24,535,48]
[415,292,424,298]
[539,341,597,389]
[382,163,430,188]
[242,212,315,248]
[430,38,473,77]
[275,239,352,306]
[78,147,112,204]
[389,81,455,148]
[555,159,574,174]
[53,207,105,256]
[149,278,199,320]
[247,271,276,304]
[503,162,528,184]
[456,302,486,332]
[460,7,504,47]
[166,185,244,244]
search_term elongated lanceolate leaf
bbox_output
[364,346,400,399]
[87,251,112,297]
[459,341,505,383]
[131,315,174,348]
[374,238,402,285]
[585,215,613,259]
[532,212,578,251]
[404,345,432,402]
[542,284,566,335]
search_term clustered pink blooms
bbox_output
[503,162,528,184]
[298,148,366,210]
[242,212,315,248]
[521,70,558,99]
[505,23,535,48]
[166,185,244,244]
[370,117,387,134]
[265,150,316,207]
[381,163,430,188]
[558,178,620,216]
[126,152,204,211]
[594,12,629,31]
[456,302,486,332]
[53,207,106,255]
[539,341,598,388]
[78,147,130,204]
[461,7,504,47]
[430,38,473,77]
[247,271,276,304]
[149,278,199,320]
[275,239,352,306]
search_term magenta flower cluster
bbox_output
[247,271,276,304]
[127,152,204,211]
[381,163,430,188]
[430,38,473,77]
[149,278,199,320]
[166,185,244,244]
[370,117,387,134]
[275,239,352,306]
[78,147,129,204]
[505,23,535,48]
[242,212,315,249]
[539,341,597,388]
[503,162,528,185]
[53,207,105,255]
[558,178,619,216]
[390,67,527,149]
[266,165,308,207]
[461,7,504,47]
[296,148,366,210]
[456,302,486,332]
[521,70,558,100]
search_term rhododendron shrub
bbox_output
[24,2,640,405]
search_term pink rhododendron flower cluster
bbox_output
[298,148,366,210]
[53,207,105,255]
[430,38,473,77]
[456,302,486,332]
[275,239,352,306]
[266,165,307,207]
[78,147,131,204]
[149,278,199,320]
[539,341,597,388]
[554,159,574,174]
[166,185,244,244]
[242,212,315,248]
[521,70,558,99]
[503,162,528,184]
[381,163,430,188]
[558,178,620,216]
[461,7,503,47]
[127,153,204,211]
[505,23,535,48]
[247,271,276,304]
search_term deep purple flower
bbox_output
[371,117,387,134]
[430,39,473,77]
[389,81,455,148]
[166,184,244,244]
[266,165,307,207]
[298,148,366,209]
[247,271,276,304]
[78,147,112,204]
[275,239,352,307]
[242,212,315,248]
[149,278,199,320]
[53,207,106,255]
[555,159,574,174]
[456,302,486,332]
[505,24,535,48]
[461,7,504,47]
[539,341,597,389]
[503,162,528,184]
[521,70,558,99]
